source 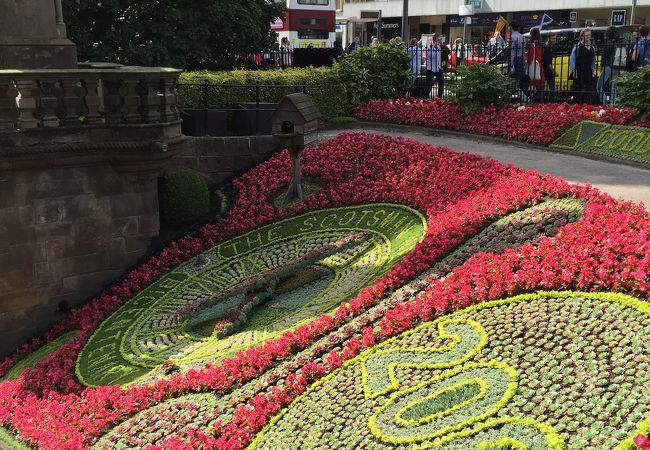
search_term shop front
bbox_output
[447,13,500,44]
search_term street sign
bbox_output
[569,11,577,23]
[459,5,474,16]
[466,0,482,8]
[611,10,626,26]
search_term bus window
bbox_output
[298,29,329,40]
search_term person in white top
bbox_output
[408,38,422,83]
[279,37,292,70]
[426,34,444,98]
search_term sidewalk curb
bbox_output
[321,121,650,171]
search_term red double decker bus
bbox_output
[273,0,336,48]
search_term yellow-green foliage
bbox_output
[179,68,349,118]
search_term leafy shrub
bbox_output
[159,170,210,226]
[178,68,347,118]
[333,43,411,109]
[449,64,512,115]
[617,65,650,117]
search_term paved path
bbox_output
[322,124,650,209]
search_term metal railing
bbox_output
[412,42,640,105]
[176,81,307,136]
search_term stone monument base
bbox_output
[0,39,77,69]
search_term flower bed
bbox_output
[354,98,646,147]
[0,132,648,450]
[551,121,650,165]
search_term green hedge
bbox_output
[179,68,349,118]
[159,170,210,226]
[617,65,650,117]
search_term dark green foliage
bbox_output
[449,64,512,115]
[62,0,284,70]
[333,43,412,110]
[159,170,209,226]
[178,69,347,118]
[617,65,650,117]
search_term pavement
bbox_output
[322,123,650,209]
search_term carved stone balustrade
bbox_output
[0,64,181,143]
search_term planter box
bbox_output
[180,108,228,136]
[233,102,278,136]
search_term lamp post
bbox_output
[402,0,409,43]
[631,0,637,24]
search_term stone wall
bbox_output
[170,136,276,186]
[0,132,276,357]
[0,163,161,356]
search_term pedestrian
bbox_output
[508,21,528,100]
[348,36,362,52]
[542,32,557,102]
[441,39,450,73]
[453,37,464,68]
[279,37,293,70]
[526,27,545,102]
[488,31,497,58]
[408,38,422,84]
[426,34,445,98]
[570,28,596,104]
[631,25,650,68]
[597,26,624,104]
[370,36,379,46]
[333,40,344,61]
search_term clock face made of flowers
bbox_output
[250,292,650,450]
[76,204,427,386]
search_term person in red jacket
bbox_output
[526,27,545,102]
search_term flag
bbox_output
[494,15,507,35]
[537,13,554,30]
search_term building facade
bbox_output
[337,0,650,45]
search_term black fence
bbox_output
[240,42,641,106]
[411,42,640,105]
[244,48,344,70]
[176,82,306,136]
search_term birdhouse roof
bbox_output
[275,92,322,123]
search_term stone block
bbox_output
[85,169,128,196]
[198,156,228,172]
[63,195,100,220]
[44,254,110,279]
[0,207,35,247]
[33,222,73,240]
[111,192,158,217]
[33,198,66,223]
[138,213,160,236]
[111,217,139,237]
[26,177,86,202]
[9,242,46,267]
[170,156,199,170]
[0,251,11,272]
[17,205,34,225]
[72,217,111,244]
[62,271,121,296]
[45,238,70,259]
[125,235,150,254]
[0,269,31,291]
[0,178,15,208]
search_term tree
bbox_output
[62,0,285,69]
